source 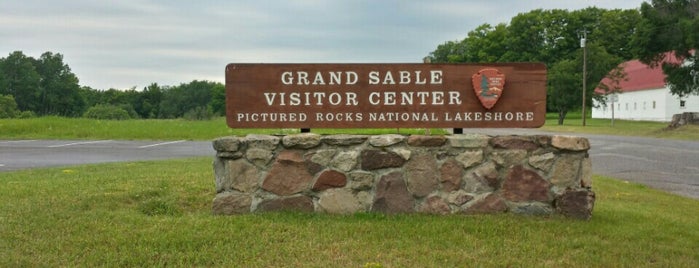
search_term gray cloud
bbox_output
[0,0,643,89]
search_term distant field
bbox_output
[1,157,697,267]
[0,114,696,140]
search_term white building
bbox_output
[592,54,699,122]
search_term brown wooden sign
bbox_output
[225,63,546,128]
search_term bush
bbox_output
[83,104,131,120]
[183,106,214,121]
[0,94,19,118]
[118,104,140,119]
[18,110,36,118]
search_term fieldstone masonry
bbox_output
[212,133,596,219]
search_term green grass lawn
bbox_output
[2,114,697,141]
[1,157,698,267]
[0,116,448,140]
[542,112,699,140]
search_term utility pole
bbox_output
[580,30,588,127]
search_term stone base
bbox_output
[668,112,699,129]
[212,133,595,219]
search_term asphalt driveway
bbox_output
[2,133,697,200]
[0,140,213,171]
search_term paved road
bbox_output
[469,128,699,200]
[2,133,698,199]
[0,140,214,172]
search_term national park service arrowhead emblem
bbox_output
[472,68,505,110]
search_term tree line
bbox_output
[429,0,699,124]
[2,1,696,123]
[0,51,224,120]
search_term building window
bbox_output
[680,100,686,109]
[653,101,656,109]
[625,103,629,111]
[618,103,621,110]
[634,102,637,110]
[643,102,647,110]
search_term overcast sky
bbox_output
[0,0,645,90]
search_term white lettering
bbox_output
[297,72,309,85]
[346,71,358,85]
[399,71,411,84]
[329,71,342,85]
[312,72,325,85]
[384,92,396,105]
[416,92,429,105]
[432,91,444,105]
[316,113,362,122]
[328,92,342,105]
[263,92,276,106]
[236,113,307,122]
[289,92,301,105]
[369,92,381,105]
[368,71,380,85]
[312,92,326,105]
[430,70,443,84]
[280,71,360,86]
[382,71,396,85]
[281,72,293,85]
[415,71,426,84]
[401,92,413,105]
[449,91,462,105]
[346,92,358,106]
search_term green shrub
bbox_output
[183,106,213,121]
[0,94,19,118]
[118,104,140,119]
[83,104,131,120]
[18,110,35,118]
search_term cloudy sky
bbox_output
[1,0,644,90]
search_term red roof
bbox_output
[596,52,684,94]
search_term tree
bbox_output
[463,23,509,62]
[548,42,623,124]
[134,83,163,118]
[632,0,699,97]
[595,64,628,107]
[594,9,642,60]
[159,80,220,118]
[209,82,226,116]
[502,9,579,64]
[549,59,580,124]
[429,23,509,63]
[429,40,465,63]
[34,52,86,116]
[428,7,638,123]
[0,51,41,112]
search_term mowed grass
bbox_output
[542,113,699,140]
[0,116,446,140]
[1,114,697,141]
[1,157,697,267]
